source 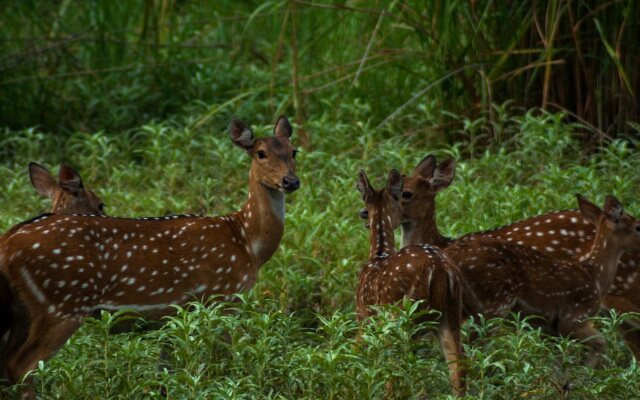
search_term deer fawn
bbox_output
[0,116,299,389]
[391,154,640,358]
[356,169,465,397]
[0,162,105,380]
[447,195,640,367]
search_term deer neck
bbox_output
[369,208,397,260]
[232,167,285,267]
[582,227,625,299]
[402,208,450,248]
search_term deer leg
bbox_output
[603,294,640,360]
[6,316,79,387]
[437,321,466,397]
[0,308,30,385]
[0,274,16,363]
[558,319,606,368]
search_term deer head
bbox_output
[359,155,455,248]
[578,194,640,253]
[400,155,455,224]
[357,169,404,259]
[29,162,105,215]
[357,169,403,228]
[229,116,299,194]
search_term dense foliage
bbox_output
[1,110,640,398]
[0,1,638,139]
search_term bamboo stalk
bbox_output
[289,0,309,147]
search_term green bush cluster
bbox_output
[1,108,639,398]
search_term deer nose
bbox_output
[282,175,300,192]
[359,208,368,219]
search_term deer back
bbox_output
[1,213,257,321]
[357,244,462,321]
[446,237,597,321]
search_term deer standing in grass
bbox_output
[355,169,465,397]
[0,163,105,377]
[447,195,640,367]
[0,116,299,390]
[392,154,640,358]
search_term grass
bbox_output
[1,107,640,398]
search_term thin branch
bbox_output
[351,2,389,89]
[494,59,565,82]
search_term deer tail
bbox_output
[426,260,466,396]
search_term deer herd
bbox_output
[0,116,638,397]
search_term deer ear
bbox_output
[29,162,57,198]
[229,118,255,150]
[412,155,436,179]
[58,164,84,195]
[603,195,623,222]
[386,169,404,200]
[274,115,293,138]
[431,158,455,192]
[357,170,373,201]
[577,194,602,224]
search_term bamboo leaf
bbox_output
[594,18,635,99]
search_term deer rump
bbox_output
[448,237,599,332]
[359,245,463,332]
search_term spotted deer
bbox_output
[0,116,299,388]
[356,169,465,397]
[447,195,640,367]
[384,154,640,358]
[0,162,105,376]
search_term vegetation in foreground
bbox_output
[1,109,639,399]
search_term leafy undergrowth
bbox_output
[1,109,639,399]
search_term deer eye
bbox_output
[256,150,267,159]
[292,150,298,159]
[401,191,413,200]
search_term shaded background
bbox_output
[0,0,638,147]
